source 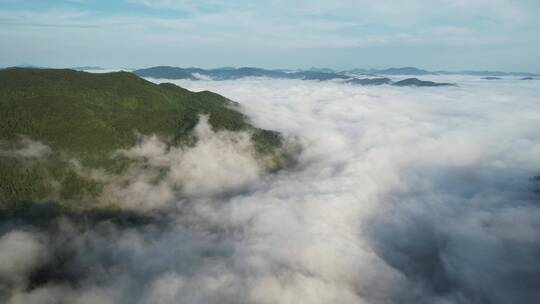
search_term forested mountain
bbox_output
[0,68,285,206]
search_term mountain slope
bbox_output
[0,68,284,205]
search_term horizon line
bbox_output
[3,64,539,75]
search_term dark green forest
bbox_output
[0,68,285,206]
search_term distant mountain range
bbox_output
[134,67,461,86]
[392,78,455,87]
[133,66,540,81]
[445,70,539,77]
[344,67,434,76]
[134,66,350,81]
[344,77,455,87]
[4,64,538,78]
[345,67,540,77]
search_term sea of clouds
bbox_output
[1,76,539,304]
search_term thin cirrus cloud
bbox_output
[0,0,539,70]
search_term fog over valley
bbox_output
[2,1,540,302]
[1,74,539,303]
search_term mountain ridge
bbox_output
[132,66,540,80]
[5,65,539,77]
[0,68,287,206]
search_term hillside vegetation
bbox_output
[0,68,284,206]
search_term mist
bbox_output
[1,76,539,303]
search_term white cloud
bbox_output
[0,136,51,158]
[0,231,47,287]
[1,1,539,69]
[1,77,540,303]
[104,116,265,210]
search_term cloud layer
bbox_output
[1,1,539,70]
[103,116,267,210]
[1,76,540,303]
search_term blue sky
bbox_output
[1,0,539,71]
